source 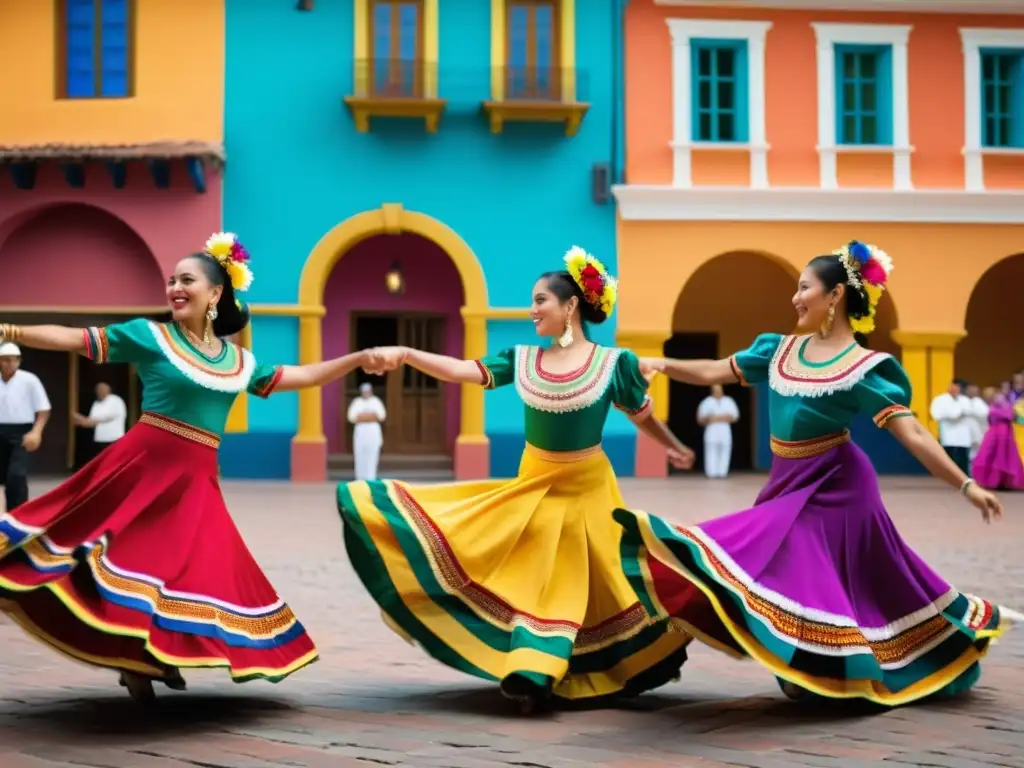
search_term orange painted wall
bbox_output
[624,0,1024,189]
[0,0,224,145]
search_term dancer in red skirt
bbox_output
[0,233,368,703]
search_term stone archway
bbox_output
[956,253,1024,388]
[292,204,489,482]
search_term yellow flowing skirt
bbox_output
[337,444,691,702]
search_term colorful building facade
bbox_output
[0,0,224,475]
[220,0,627,482]
[615,0,1024,475]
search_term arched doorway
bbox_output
[322,233,466,478]
[294,205,490,482]
[667,251,797,473]
[0,204,164,476]
[957,253,1024,389]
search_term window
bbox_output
[834,44,892,145]
[690,39,748,142]
[369,0,423,98]
[59,0,133,99]
[506,0,559,100]
[981,49,1024,148]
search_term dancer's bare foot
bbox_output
[780,680,806,700]
[163,668,187,691]
[119,672,156,704]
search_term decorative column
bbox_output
[890,330,966,437]
[455,309,491,480]
[616,331,670,478]
[225,323,253,433]
[292,314,328,481]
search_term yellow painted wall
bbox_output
[618,219,1024,335]
[0,0,224,144]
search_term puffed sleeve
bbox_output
[611,349,653,419]
[475,347,516,389]
[729,333,783,386]
[854,357,914,428]
[81,318,156,365]
[247,357,284,399]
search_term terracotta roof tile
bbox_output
[0,141,225,162]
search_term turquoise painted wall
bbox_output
[223,0,629,477]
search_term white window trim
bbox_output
[666,18,773,189]
[812,23,913,190]
[960,27,1024,192]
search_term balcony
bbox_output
[343,59,446,133]
[481,67,590,136]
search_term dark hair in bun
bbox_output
[540,270,610,325]
[186,252,251,337]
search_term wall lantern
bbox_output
[385,262,405,295]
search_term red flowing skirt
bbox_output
[0,413,318,683]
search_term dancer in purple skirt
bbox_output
[614,241,1018,706]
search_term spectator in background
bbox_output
[0,342,50,511]
[965,383,990,466]
[930,378,972,475]
[696,384,739,479]
[74,381,127,465]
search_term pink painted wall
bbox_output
[0,163,222,306]
[322,233,465,454]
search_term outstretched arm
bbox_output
[367,346,486,385]
[641,357,739,387]
[887,415,1002,523]
[633,411,694,467]
[273,351,369,392]
[1,324,86,353]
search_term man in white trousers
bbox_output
[348,382,386,481]
[696,384,739,479]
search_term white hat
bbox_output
[0,342,21,357]
[359,382,373,392]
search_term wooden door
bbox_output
[391,315,446,454]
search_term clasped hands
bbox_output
[361,346,408,376]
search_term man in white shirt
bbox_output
[0,343,51,511]
[74,381,127,464]
[964,383,990,465]
[696,384,740,479]
[930,378,972,475]
[347,383,387,481]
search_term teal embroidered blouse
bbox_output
[731,333,914,442]
[81,318,282,436]
[476,345,653,452]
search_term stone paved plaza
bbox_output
[1,475,1022,768]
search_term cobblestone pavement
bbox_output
[2,475,1022,768]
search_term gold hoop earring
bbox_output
[820,305,835,338]
[204,304,218,345]
[558,313,574,348]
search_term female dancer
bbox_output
[972,388,1024,491]
[614,241,1016,706]
[341,248,695,712]
[0,233,369,703]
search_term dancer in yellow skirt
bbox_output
[338,247,695,712]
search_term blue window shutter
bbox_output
[373,2,393,58]
[397,3,417,61]
[508,5,529,98]
[834,46,845,144]
[689,42,702,141]
[877,45,893,145]
[99,0,129,97]
[534,3,553,94]
[735,41,749,142]
[1011,54,1024,148]
[65,0,96,98]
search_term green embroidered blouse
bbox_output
[731,333,914,442]
[476,344,653,452]
[82,318,281,436]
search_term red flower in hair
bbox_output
[580,264,605,296]
[859,259,887,286]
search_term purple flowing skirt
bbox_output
[973,422,1024,490]
[615,439,1017,705]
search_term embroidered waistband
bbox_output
[139,412,221,449]
[770,430,850,459]
[524,443,603,463]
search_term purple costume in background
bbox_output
[615,333,1018,705]
[972,396,1024,490]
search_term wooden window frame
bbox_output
[504,0,561,101]
[367,0,425,99]
[690,39,748,143]
[55,0,136,100]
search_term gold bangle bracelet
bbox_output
[0,324,23,342]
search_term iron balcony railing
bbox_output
[347,60,589,104]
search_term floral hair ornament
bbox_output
[563,245,618,317]
[833,240,893,335]
[204,232,254,294]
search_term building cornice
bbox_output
[612,185,1024,224]
[654,0,1024,14]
